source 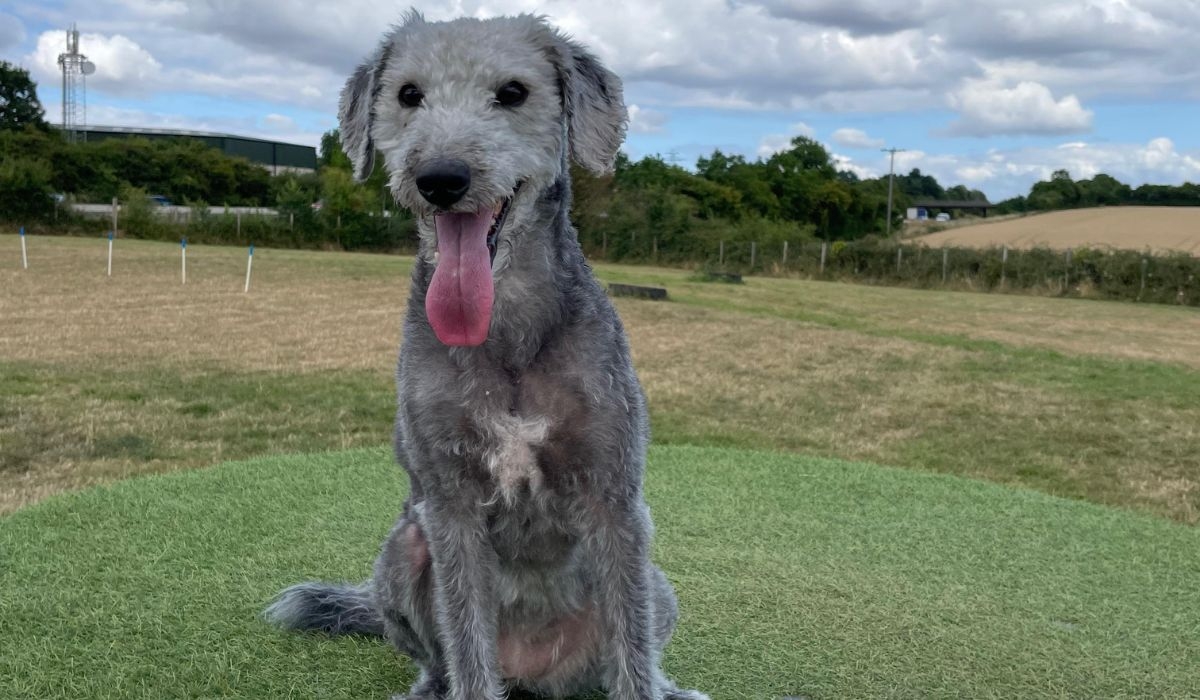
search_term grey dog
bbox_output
[265,12,708,700]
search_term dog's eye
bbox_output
[495,81,528,108]
[399,84,424,108]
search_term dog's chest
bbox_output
[481,413,549,500]
[476,371,591,503]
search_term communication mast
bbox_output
[57,24,96,144]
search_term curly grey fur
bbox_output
[266,14,707,700]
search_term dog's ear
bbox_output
[545,31,628,174]
[338,39,394,182]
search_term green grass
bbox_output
[2,446,1199,699]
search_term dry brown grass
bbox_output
[2,235,1198,521]
[914,206,1200,254]
[1,235,409,371]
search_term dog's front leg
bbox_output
[422,498,503,700]
[591,498,659,700]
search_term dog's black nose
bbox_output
[415,160,471,208]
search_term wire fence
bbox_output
[12,213,1200,307]
[585,234,1200,307]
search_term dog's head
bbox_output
[338,14,626,346]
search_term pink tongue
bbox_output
[426,208,495,346]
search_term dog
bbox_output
[265,13,708,700]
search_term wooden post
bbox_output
[896,246,903,273]
[111,196,119,234]
[942,248,949,284]
[820,242,827,274]
[236,212,242,238]
[1065,249,1072,289]
[1140,258,1148,300]
[719,240,725,266]
[289,212,294,232]
[750,241,757,269]
[1001,245,1008,286]
[652,237,658,262]
[782,240,789,267]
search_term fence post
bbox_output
[289,212,294,232]
[111,196,119,234]
[1065,249,1072,290]
[782,240,789,267]
[820,242,827,274]
[1140,258,1148,301]
[896,246,903,273]
[750,241,757,270]
[1001,245,1008,286]
[942,248,948,284]
[236,212,242,238]
[652,237,658,262]
[719,240,725,266]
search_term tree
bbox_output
[0,61,48,132]
[319,128,352,170]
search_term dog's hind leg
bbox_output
[375,512,447,684]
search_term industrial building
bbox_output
[74,125,318,175]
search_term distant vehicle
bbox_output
[935,212,951,222]
[147,195,172,207]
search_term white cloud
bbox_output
[832,127,884,149]
[945,80,1093,136]
[27,31,162,96]
[85,103,322,145]
[834,138,1200,200]
[262,113,296,132]
[832,152,878,179]
[756,122,816,157]
[627,104,668,134]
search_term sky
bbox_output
[2,0,1199,201]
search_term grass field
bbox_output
[3,234,1198,521]
[3,447,1198,699]
[915,206,1200,253]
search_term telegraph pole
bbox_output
[881,147,906,237]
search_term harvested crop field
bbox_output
[915,206,1200,254]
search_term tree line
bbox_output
[4,59,1198,254]
[994,169,1200,213]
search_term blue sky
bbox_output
[3,0,1199,201]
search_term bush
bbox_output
[0,157,55,222]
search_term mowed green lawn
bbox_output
[2,446,1198,700]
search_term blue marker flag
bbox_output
[19,227,25,237]
[181,238,187,249]
[249,244,255,256]
[108,231,113,241]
